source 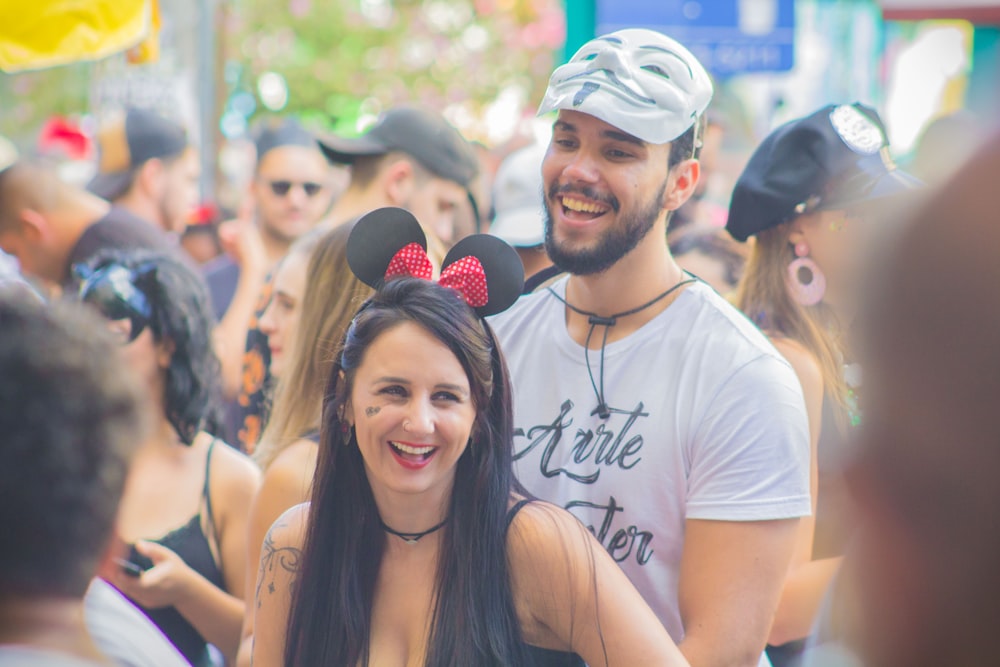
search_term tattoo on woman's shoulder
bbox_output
[255,516,303,608]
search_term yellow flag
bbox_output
[0,0,152,72]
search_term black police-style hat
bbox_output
[726,103,921,242]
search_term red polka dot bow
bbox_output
[385,242,489,308]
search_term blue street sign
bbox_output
[596,0,796,76]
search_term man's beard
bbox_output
[543,180,666,276]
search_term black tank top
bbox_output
[127,439,226,667]
[506,499,586,667]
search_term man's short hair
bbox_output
[0,295,145,599]
[669,121,701,169]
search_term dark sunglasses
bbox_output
[74,262,154,345]
[267,180,323,197]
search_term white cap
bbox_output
[538,28,713,145]
[489,144,546,248]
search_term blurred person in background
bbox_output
[204,117,333,321]
[235,224,371,666]
[0,296,148,666]
[0,136,24,287]
[824,131,1000,667]
[316,106,479,248]
[0,159,170,296]
[726,103,921,667]
[488,143,553,289]
[88,107,200,236]
[79,251,260,666]
[232,106,477,452]
[205,118,333,444]
[668,225,747,296]
[181,207,224,266]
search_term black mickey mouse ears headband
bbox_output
[346,207,524,317]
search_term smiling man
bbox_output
[490,29,811,667]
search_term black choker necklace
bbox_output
[548,274,698,420]
[379,516,449,544]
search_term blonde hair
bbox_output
[734,223,849,417]
[254,224,372,471]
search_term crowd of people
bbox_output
[1,24,997,667]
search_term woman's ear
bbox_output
[156,337,175,370]
[787,210,822,248]
[339,371,354,426]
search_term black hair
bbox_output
[668,118,703,169]
[0,295,144,598]
[284,277,532,666]
[87,250,222,444]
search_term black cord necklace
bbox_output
[548,274,698,420]
[379,516,449,544]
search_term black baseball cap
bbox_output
[253,117,318,161]
[316,107,478,188]
[726,103,921,242]
[88,108,190,201]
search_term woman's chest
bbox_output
[365,549,438,667]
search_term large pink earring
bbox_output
[787,243,826,306]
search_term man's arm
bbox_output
[678,517,800,667]
[679,353,811,666]
[212,212,268,400]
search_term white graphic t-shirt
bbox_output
[490,278,811,642]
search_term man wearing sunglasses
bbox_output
[205,118,332,322]
[204,118,332,444]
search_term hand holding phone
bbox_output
[113,556,147,578]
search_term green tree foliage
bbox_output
[227,0,564,137]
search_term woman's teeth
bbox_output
[390,441,434,456]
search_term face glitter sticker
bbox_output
[829,105,884,155]
[365,406,381,417]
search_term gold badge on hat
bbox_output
[829,105,884,155]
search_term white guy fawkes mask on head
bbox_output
[538,28,713,146]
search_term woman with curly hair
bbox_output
[79,250,260,666]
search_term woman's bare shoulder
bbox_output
[264,503,310,549]
[265,438,319,484]
[506,499,595,566]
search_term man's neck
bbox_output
[259,230,291,269]
[0,595,108,664]
[113,192,163,231]
[51,194,112,284]
[321,186,390,229]
[562,222,690,347]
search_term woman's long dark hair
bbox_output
[88,250,222,445]
[284,277,531,666]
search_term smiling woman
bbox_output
[249,208,687,667]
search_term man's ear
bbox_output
[662,158,701,212]
[381,158,416,207]
[18,208,48,242]
[135,159,166,198]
